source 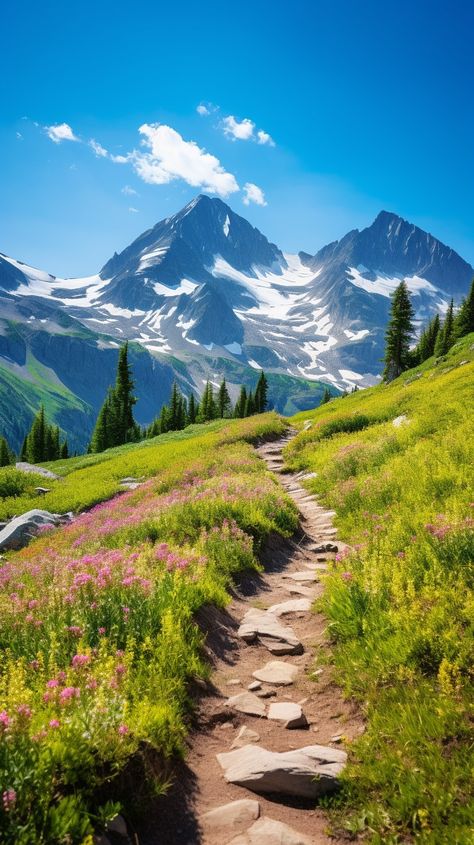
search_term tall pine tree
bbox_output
[234,386,247,418]
[0,436,13,467]
[217,379,232,418]
[254,371,269,413]
[90,343,138,452]
[320,386,331,405]
[383,281,415,381]
[454,278,474,339]
[434,299,455,357]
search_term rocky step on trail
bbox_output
[137,432,363,845]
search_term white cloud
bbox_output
[109,153,129,164]
[45,123,79,144]
[128,207,139,213]
[242,182,267,206]
[197,104,210,116]
[223,115,255,141]
[16,132,23,140]
[131,123,239,197]
[257,129,275,147]
[121,185,138,196]
[89,139,108,158]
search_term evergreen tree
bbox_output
[217,378,232,418]
[254,371,269,413]
[159,403,170,434]
[114,342,138,442]
[454,278,474,339]
[199,381,216,422]
[434,299,455,357]
[320,386,331,405]
[414,314,440,364]
[90,343,138,452]
[28,406,47,463]
[234,385,247,418]
[0,436,13,467]
[61,440,69,459]
[178,396,187,430]
[244,390,256,417]
[20,436,28,461]
[168,382,181,430]
[383,281,415,381]
[187,393,197,425]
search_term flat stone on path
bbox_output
[238,608,302,653]
[281,583,316,598]
[283,571,319,583]
[227,816,312,845]
[252,661,298,686]
[202,798,260,833]
[225,692,266,718]
[267,702,308,729]
[267,598,311,616]
[259,637,303,656]
[217,743,347,799]
[231,725,261,749]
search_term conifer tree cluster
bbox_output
[20,407,68,463]
[412,277,474,366]
[146,372,269,439]
[90,342,140,453]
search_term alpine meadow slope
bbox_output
[285,333,474,843]
[1,196,472,451]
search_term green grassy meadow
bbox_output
[286,334,474,844]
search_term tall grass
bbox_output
[0,413,297,843]
[286,335,474,844]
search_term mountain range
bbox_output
[1,195,472,451]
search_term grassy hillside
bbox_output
[286,334,474,844]
[0,413,298,843]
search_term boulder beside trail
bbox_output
[238,608,303,654]
[217,743,346,799]
[15,462,59,480]
[0,509,73,551]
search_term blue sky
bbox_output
[1,0,473,276]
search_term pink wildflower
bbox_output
[0,711,11,729]
[16,704,32,719]
[2,788,16,811]
[71,654,90,668]
[118,724,129,735]
[59,686,80,703]
[46,679,59,689]
[341,572,353,581]
[49,719,60,729]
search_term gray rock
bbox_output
[248,681,261,691]
[392,414,409,427]
[267,702,308,729]
[259,637,304,656]
[252,661,298,686]
[238,609,302,653]
[202,798,260,832]
[283,571,319,583]
[267,599,311,616]
[282,584,316,598]
[0,509,72,551]
[217,743,346,799]
[231,725,261,749]
[227,816,312,845]
[34,487,51,495]
[15,462,59,480]
[225,692,266,717]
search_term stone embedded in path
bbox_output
[281,583,316,598]
[248,681,261,691]
[227,816,312,845]
[252,661,298,686]
[202,798,260,833]
[217,743,347,799]
[282,571,319,583]
[303,562,328,571]
[267,702,308,729]
[266,598,311,616]
[225,692,266,718]
[259,637,303,656]
[231,725,261,749]
[238,608,303,654]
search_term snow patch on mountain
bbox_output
[347,265,438,298]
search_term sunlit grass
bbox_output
[287,334,474,843]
